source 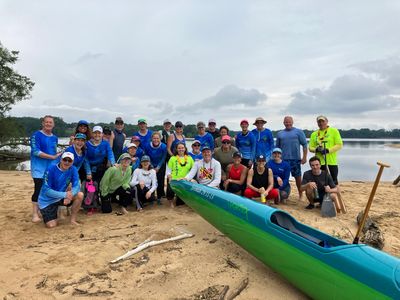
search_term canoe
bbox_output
[170,180,400,300]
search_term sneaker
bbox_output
[305,204,315,210]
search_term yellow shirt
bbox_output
[309,127,343,165]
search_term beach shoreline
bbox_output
[1,170,399,299]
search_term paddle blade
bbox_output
[321,193,337,218]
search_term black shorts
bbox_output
[40,199,72,224]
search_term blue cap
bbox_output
[74,133,87,140]
[272,147,282,154]
[78,120,89,126]
[256,155,266,161]
[201,146,211,152]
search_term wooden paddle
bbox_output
[353,161,390,244]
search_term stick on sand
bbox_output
[110,232,194,263]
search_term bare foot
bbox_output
[32,215,41,223]
[70,220,81,226]
[121,207,129,215]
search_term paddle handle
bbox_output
[353,162,390,244]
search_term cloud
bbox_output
[72,52,104,65]
[176,85,267,114]
[285,71,400,115]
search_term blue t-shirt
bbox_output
[194,132,214,151]
[276,128,307,161]
[235,131,256,160]
[144,143,167,169]
[30,130,58,178]
[170,132,186,154]
[63,145,90,175]
[251,128,274,161]
[86,140,115,171]
[267,160,291,190]
[133,130,153,150]
[38,164,80,209]
[189,152,203,161]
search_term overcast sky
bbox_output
[1,1,400,131]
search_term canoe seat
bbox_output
[271,212,325,246]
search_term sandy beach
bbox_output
[1,170,400,299]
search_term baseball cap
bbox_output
[197,121,206,128]
[208,118,216,124]
[103,126,111,135]
[127,143,137,149]
[272,147,282,154]
[175,121,184,127]
[256,155,266,161]
[138,118,147,124]
[131,136,141,142]
[201,146,211,152]
[61,152,74,161]
[93,125,103,133]
[240,119,249,125]
[253,117,267,125]
[232,151,242,158]
[192,140,201,146]
[141,155,151,162]
[163,119,171,124]
[74,133,87,140]
[78,120,89,126]
[316,115,328,122]
[221,135,231,142]
[118,153,131,161]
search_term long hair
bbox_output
[173,142,188,156]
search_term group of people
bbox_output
[30,114,343,228]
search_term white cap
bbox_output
[163,119,171,124]
[208,118,216,124]
[127,143,137,149]
[93,125,103,133]
[61,152,74,161]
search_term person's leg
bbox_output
[166,182,175,207]
[115,186,130,214]
[156,165,166,204]
[266,188,280,204]
[279,185,291,203]
[288,160,303,199]
[328,165,339,185]
[31,178,44,223]
[304,185,315,208]
[40,201,59,228]
[227,183,242,195]
[70,192,83,225]
[243,188,259,199]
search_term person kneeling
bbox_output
[38,152,83,228]
[100,153,133,214]
[244,155,279,204]
[223,151,248,195]
[300,156,338,210]
[130,155,157,210]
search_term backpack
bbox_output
[82,180,99,210]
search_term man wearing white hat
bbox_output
[38,152,83,228]
[251,117,274,162]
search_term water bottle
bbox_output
[261,194,266,203]
[313,188,319,200]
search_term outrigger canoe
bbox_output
[170,180,400,300]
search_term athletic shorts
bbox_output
[40,199,72,224]
[286,159,301,178]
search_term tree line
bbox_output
[1,116,400,140]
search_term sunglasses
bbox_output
[175,126,183,128]
[192,144,200,147]
[222,141,231,144]
[62,158,73,163]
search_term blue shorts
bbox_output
[40,199,71,224]
[286,159,302,178]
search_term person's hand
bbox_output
[308,182,317,189]
[54,152,63,159]
[301,157,307,165]
[86,174,92,181]
[248,160,253,168]
[167,175,172,182]
[277,177,283,186]
[155,167,160,173]
[66,190,73,200]
[324,185,331,193]
[258,187,265,194]
[145,191,152,199]
[223,179,230,190]
[316,146,324,153]
[63,198,71,205]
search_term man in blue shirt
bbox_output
[38,152,83,228]
[30,115,62,223]
[235,119,256,168]
[276,116,308,199]
[251,117,274,162]
[133,118,153,150]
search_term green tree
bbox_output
[0,42,35,117]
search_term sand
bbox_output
[1,171,400,300]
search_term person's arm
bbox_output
[250,134,256,164]
[299,130,308,164]
[266,168,274,194]
[268,130,274,151]
[109,131,115,149]
[31,133,61,160]
[130,169,140,187]
[156,146,167,169]
[122,168,132,190]
[167,134,175,156]
[99,168,113,196]
[209,134,215,151]
[281,164,291,189]
[309,132,317,153]
[208,161,221,187]
[185,161,198,181]
[83,156,92,176]
[275,134,281,149]
[149,170,158,193]
[42,170,67,199]
[105,142,116,165]
[246,169,258,192]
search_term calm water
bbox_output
[1,139,399,181]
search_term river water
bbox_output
[1,138,399,182]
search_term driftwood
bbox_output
[110,232,194,263]
[356,211,385,249]
[226,278,249,300]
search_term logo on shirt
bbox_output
[199,167,213,180]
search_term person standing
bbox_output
[160,119,173,144]
[206,119,220,140]
[309,115,343,184]
[251,117,274,162]
[213,135,238,181]
[235,119,256,168]
[167,121,186,157]
[195,121,214,151]
[38,152,83,228]
[133,118,153,150]
[276,116,308,198]
[110,117,126,161]
[30,115,62,223]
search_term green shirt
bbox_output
[309,127,343,165]
[168,155,194,179]
[100,165,132,196]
